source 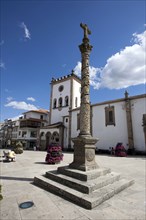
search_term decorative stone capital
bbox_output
[72,134,98,145]
[79,42,93,54]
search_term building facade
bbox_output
[0,109,49,149]
[1,73,145,153]
[39,72,146,153]
[39,72,81,150]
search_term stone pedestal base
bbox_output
[69,135,99,171]
[34,165,134,209]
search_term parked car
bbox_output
[45,143,63,164]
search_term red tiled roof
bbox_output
[23,109,49,114]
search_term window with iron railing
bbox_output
[20,120,41,128]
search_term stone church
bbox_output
[39,71,146,154]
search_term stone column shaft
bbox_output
[69,24,99,171]
[80,50,91,135]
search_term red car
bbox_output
[45,144,63,164]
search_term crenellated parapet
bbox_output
[51,71,81,84]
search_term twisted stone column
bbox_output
[69,24,99,171]
[79,40,92,135]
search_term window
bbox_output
[58,85,64,92]
[109,111,113,123]
[40,132,45,137]
[59,97,62,107]
[65,96,69,106]
[22,131,27,137]
[13,127,18,132]
[142,114,146,126]
[20,120,41,128]
[30,131,37,137]
[143,114,146,144]
[53,99,57,108]
[75,97,78,107]
[105,106,115,126]
[40,115,43,120]
[12,133,17,138]
[66,118,68,123]
[77,113,80,130]
[51,132,59,143]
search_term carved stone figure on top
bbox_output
[80,23,91,39]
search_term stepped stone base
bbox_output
[33,165,134,209]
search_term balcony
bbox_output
[20,119,41,128]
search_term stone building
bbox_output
[39,72,146,153]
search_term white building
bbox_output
[0,109,49,149]
[18,109,49,149]
[39,72,146,154]
[39,72,81,150]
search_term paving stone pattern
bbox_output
[0,149,145,220]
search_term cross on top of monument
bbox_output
[80,23,91,39]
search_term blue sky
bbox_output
[0,0,145,121]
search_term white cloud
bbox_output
[5,89,11,93]
[8,115,23,121]
[6,97,13,102]
[0,40,4,46]
[27,97,36,102]
[74,30,146,90]
[20,22,31,40]
[5,101,38,111]
[74,61,81,76]
[0,61,5,69]
[62,64,67,68]
[74,61,101,89]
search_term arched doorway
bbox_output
[51,131,59,144]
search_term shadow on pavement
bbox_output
[34,162,48,165]
[0,176,34,181]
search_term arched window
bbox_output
[51,132,59,143]
[53,99,57,108]
[59,97,62,107]
[75,97,78,107]
[40,132,45,137]
[65,96,69,106]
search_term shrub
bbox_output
[13,141,23,154]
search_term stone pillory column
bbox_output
[79,23,92,136]
[69,23,99,171]
[34,24,134,210]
